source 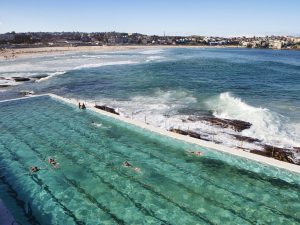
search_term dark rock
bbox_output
[0,84,11,88]
[187,131,201,139]
[30,74,49,79]
[169,128,188,135]
[94,105,120,115]
[12,77,31,82]
[169,128,211,141]
[231,134,261,143]
[250,149,272,157]
[187,116,252,132]
[261,145,295,164]
[293,147,300,152]
[19,90,34,96]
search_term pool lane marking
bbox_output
[0,171,42,225]
[1,94,299,174]
[8,112,207,225]
[10,106,300,225]
[0,141,86,225]
[6,108,216,225]
[28,107,300,223]
[2,101,300,224]
[1,122,128,225]
[48,93,300,175]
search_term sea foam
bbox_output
[206,92,300,148]
[73,60,136,70]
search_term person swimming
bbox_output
[81,103,86,110]
[29,166,40,173]
[122,161,141,173]
[123,161,132,167]
[48,157,59,168]
[186,150,203,157]
[78,102,81,109]
[191,151,203,156]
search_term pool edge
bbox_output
[2,93,300,174]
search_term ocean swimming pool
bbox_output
[0,96,299,225]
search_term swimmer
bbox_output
[191,151,203,156]
[123,161,132,168]
[48,157,59,168]
[78,102,81,109]
[29,166,40,173]
[186,150,203,157]
[122,161,141,173]
[81,103,86,110]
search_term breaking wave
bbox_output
[146,56,165,62]
[35,71,67,82]
[140,49,164,55]
[73,60,136,70]
[95,90,197,127]
[206,92,300,148]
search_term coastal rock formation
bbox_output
[30,74,49,81]
[19,90,34,96]
[250,145,297,164]
[186,116,252,132]
[231,134,261,143]
[0,84,11,88]
[170,127,299,165]
[12,77,31,82]
[169,128,211,141]
[94,105,120,115]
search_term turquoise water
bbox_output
[1,48,300,155]
[0,96,300,224]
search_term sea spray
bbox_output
[206,92,300,148]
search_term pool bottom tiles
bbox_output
[0,96,299,225]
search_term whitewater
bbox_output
[1,47,299,161]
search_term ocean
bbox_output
[1,47,300,160]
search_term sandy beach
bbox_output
[0,45,241,59]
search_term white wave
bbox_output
[95,89,197,123]
[140,49,164,55]
[73,60,136,70]
[86,90,299,161]
[91,91,262,151]
[35,71,67,83]
[206,92,300,148]
[0,78,18,86]
[146,56,165,62]
[81,54,110,59]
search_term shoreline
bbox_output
[1,45,297,60]
[0,45,242,59]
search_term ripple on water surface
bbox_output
[0,96,299,224]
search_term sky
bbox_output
[0,0,300,36]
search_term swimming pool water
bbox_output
[0,96,299,225]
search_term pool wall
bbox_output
[43,93,300,175]
[1,94,300,175]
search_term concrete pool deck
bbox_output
[1,93,300,174]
